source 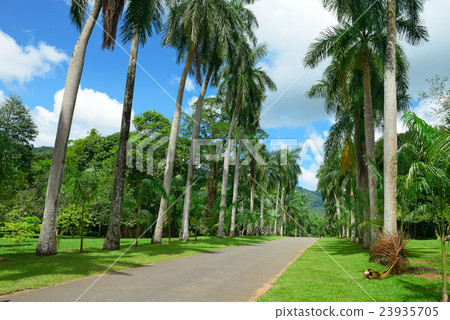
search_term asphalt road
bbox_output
[3,237,316,302]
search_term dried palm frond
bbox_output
[369,230,409,275]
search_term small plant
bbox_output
[369,231,409,275]
[0,221,34,249]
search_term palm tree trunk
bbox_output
[229,130,245,237]
[248,158,256,236]
[206,162,217,215]
[362,61,378,246]
[355,110,364,244]
[36,0,101,256]
[384,0,398,236]
[350,186,356,243]
[361,144,371,249]
[152,48,195,244]
[217,104,239,238]
[441,216,448,302]
[180,66,213,241]
[279,186,286,236]
[274,182,280,235]
[103,28,140,250]
[260,186,264,234]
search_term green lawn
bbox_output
[0,235,282,295]
[259,238,447,302]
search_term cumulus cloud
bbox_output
[0,30,68,85]
[172,76,196,93]
[251,0,450,130]
[249,0,337,129]
[299,163,320,191]
[0,90,5,103]
[31,87,132,147]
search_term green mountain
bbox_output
[297,186,324,216]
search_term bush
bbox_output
[0,221,34,249]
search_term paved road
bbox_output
[3,237,316,302]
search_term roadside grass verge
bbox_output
[0,235,282,295]
[259,238,446,302]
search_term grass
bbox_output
[0,235,282,295]
[259,238,448,302]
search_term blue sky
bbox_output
[1,0,449,190]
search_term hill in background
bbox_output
[297,187,324,216]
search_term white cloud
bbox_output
[251,0,450,130]
[188,96,197,107]
[402,0,450,98]
[31,87,132,146]
[249,0,337,129]
[0,90,5,103]
[299,163,320,191]
[375,99,443,141]
[172,76,196,93]
[0,30,68,85]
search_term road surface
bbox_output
[3,237,316,302]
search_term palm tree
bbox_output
[37,0,124,255]
[277,147,302,236]
[229,129,245,236]
[383,0,397,236]
[103,0,164,250]
[179,0,257,241]
[216,44,276,238]
[305,0,427,245]
[401,111,449,302]
[153,0,256,244]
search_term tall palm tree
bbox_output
[179,0,257,241]
[229,129,245,236]
[216,44,276,238]
[305,0,427,244]
[152,0,256,244]
[383,0,397,235]
[103,0,164,250]
[37,0,124,255]
[309,46,410,246]
[277,147,301,236]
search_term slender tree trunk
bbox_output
[355,110,364,245]
[217,104,240,238]
[279,187,286,236]
[274,182,280,235]
[350,187,356,243]
[260,186,264,235]
[36,0,101,256]
[103,28,140,250]
[229,130,245,237]
[206,162,217,215]
[441,222,448,302]
[248,158,256,236]
[152,48,195,244]
[384,0,398,236]
[361,143,370,249]
[180,67,213,241]
[362,61,378,246]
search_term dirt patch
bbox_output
[410,260,436,265]
[409,266,441,274]
[404,274,450,281]
[0,259,7,264]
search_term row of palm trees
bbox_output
[36,0,296,255]
[308,0,428,248]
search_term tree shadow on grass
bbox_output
[394,278,441,302]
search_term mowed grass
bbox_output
[259,238,447,302]
[0,235,282,295]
